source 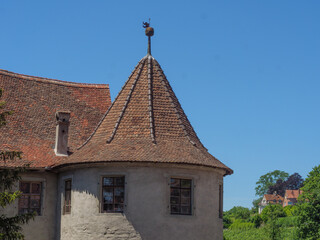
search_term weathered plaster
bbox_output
[57,163,224,240]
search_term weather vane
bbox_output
[143,19,154,55]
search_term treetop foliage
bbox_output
[255,170,289,197]
[267,172,304,197]
[296,164,320,240]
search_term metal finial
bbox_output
[143,19,154,55]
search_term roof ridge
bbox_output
[147,56,156,143]
[77,57,146,149]
[106,58,147,143]
[0,68,108,89]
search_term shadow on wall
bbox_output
[55,173,142,240]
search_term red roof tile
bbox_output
[0,69,111,168]
[264,194,284,202]
[55,55,233,175]
[285,189,301,199]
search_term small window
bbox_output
[19,182,42,215]
[64,179,72,214]
[219,184,223,218]
[170,178,192,215]
[101,176,125,213]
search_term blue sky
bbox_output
[1,1,319,210]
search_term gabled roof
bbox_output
[56,55,233,175]
[0,69,111,168]
[285,189,301,199]
[263,194,284,202]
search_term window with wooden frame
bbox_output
[170,178,192,215]
[19,182,42,215]
[63,179,72,214]
[219,184,223,219]
[101,176,125,213]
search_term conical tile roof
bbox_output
[55,55,232,175]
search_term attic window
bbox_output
[170,178,192,215]
[101,176,125,213]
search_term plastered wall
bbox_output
[57,163,224,240]
[0,172,58,240]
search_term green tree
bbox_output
[226,206,251,220]
[251,197,262,213]
[261,204,285,223]
[261,205,285,240]
[255,170,289,197]
[0,88,35,239]
[296,165,320,240]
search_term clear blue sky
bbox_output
[1,1,319,210]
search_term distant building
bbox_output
[283,189,302,207]
[259,192,283,214]
[0,26,233,240]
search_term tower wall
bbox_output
[57,163,224,240]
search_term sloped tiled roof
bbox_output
[0,69,111,168]
[264,194,284,202]
[285,189,301,199]
[55,55,233,175]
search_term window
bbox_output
[19,182,42,215]
[63,179,72,214]
[101,176,125,213]
[170,178,192,215]
[219,184,223,218]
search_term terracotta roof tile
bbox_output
[56,55,233,175]
[285,189,301,199]
[0,69,111,168]
[264,194,284,202]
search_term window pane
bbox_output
[170,178,180,187]
[170,196,180,204]
[181,189,191,198]
[103,177,114,186]
[181,179,191,188]
[104,204,114,212]
[31,183,41,194]
[103,188,113,203]
[19,196,29,208]
[114,187,124,197]
[171,205,180,214]
[115,196,124,204]
[114,204,124,212]
[30,198,40,208]
[181,197,190,205]
[181,206,191,215]
[65,180,71,190]
[114,177,124,186]
[171,188,180,196]
[20,182,30,193]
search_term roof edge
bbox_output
[0,68,109,89]
[50,160,233,175]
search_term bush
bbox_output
[223,215,233,229]
[261,204,285,223]
[249,214,262,228]
[229,219,255,230]
[283,205,298,217]
[277,216,298,227]
[226,206,250,220]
